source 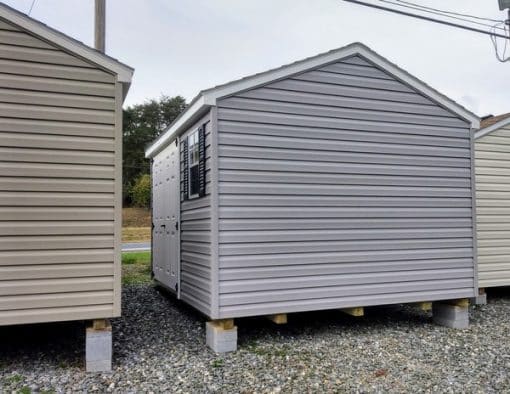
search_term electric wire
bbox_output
[28,0,36,15]
[341,0,509,39]
[377,0,506,32]
[394,0,504,23]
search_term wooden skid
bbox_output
[266,313,287,325]
[340,307,364,317]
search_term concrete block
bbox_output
[432,303,469,329]
[473,293,487,305]
[86,321,112,372]
[206,321,237,353]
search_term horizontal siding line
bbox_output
[0,58,114,83]
[220,248,473,267]
[217,107,469,136]
[219,131,469,152]
[219,239,473,257]
[219,149,470,169]
[0,103,115,125]
[218,133,470,157]
[315,65,394,81]
[217,106,468,131]
[219,268,474,293]
[0,300,113,313]
[218,280,474,307]
[0,115,115,130]
[243,86,449,119]
[290,72,414,94]
[222,96,462,126]
[219,121,468,147]
[0,44,96,68]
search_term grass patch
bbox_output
[122,251,152,285]
[211,358,224,368]
[122,226,151,242]
[5,374,24,384]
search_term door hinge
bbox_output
[175,222,179,231]
[175,283,178,293]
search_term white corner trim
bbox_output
[145,96,207,158]
[0,5,133,83]
[475,117,510,140]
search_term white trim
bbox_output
[145,42,479,158]
[0,4,133,83]
[146,95,206,158]
[475,116,510,140]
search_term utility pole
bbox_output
[95,0,106,53]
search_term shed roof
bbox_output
[146,42,480,158]
[475,112,510,139]
[0,2,133,91]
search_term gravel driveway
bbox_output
[1,285,509,392]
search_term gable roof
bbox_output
[0,2,133,89]
[146,42,480,158]
[475,112,510,139]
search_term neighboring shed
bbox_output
[146,43,480,352]
[474,113,510,296]
[0,4,133,370]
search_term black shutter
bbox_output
[198,125,206,197]
[182,137,189,200]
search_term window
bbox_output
[188,130,200,198]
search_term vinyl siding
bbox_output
[179,113,213,316]
[475,124,510,287]
[0,18,121,325]
[216,55,476,318]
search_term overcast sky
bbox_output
[5,0,509,116]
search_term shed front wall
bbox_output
[475,123,510,288]
[178,112,213,316]
[215,55,476,318]
[0,18,122,325]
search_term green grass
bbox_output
[122,251,152,285]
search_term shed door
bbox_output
[152,141,180,294]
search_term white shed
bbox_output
[474,113,510,299]
[0,4,133,371]
[146,43,480,352]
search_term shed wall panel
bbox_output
[475,124,510,288]
[0,18,120,325]
[216,55,476,318]
[173,113,213,316]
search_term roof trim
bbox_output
[0,3,134,83]
[475,115,510,140]
[145,42,479,158]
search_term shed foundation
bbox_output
[432,303,469,329]
[206,321,237,353]
[86,319,112,372]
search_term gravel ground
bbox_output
[1,285,509,393]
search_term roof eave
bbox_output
[145,95,211,158]
[475,116,510,139]
[0,4,134,84]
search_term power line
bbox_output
[28,0,36,15]
[377,0,506,32]
[341,0,509,39]
[394,0,504,23]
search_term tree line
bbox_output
[123,95,187,208]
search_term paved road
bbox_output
[122,242,151,252]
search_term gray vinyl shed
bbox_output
[0,4,133,326]
[474,114,510,290]
[146,43,480,325]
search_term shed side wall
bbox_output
[475,124,510,287]
[0,19,120,325]
[178,113,213,316]
[216,55,476,318]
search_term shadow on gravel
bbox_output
[0,320,85,370]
